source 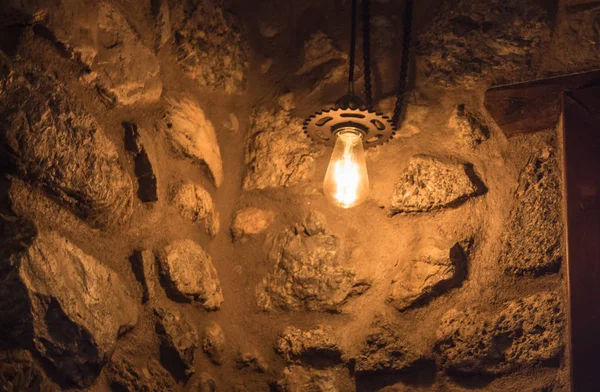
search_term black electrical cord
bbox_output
[362,0,373,109]
[391,0,413,128]
[348,0,357,94]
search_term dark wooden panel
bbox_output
[484,70,600,137]
[562,86,600,392]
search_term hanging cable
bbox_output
[362,0,373,109]
[391,0,413,128]
[348,0,358,94]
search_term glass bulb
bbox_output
[323,128,369,208]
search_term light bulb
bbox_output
[323,128,369,208]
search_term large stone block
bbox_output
[274,366,340,392]
[500,146,563,275]
[417,0,551,86]
[435,292,565,374]
[354,324,424,376]
[0,63,133,228]
[0,225,138,387]
[105,352,176,392]
[256,212,369,312]
[388,241,469,311]
[243,108,323,190]
[172,0,249,93]
[390,156,483,215]
[275,326,342,365]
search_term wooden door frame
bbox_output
[562,86,600,392]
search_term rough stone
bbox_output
[123,122,158,203]
[448,105,490,148]
[172,0,249,93]
[274,366,339,392]
[155,0,171,49]
[154,307,199,377]
[0,350,59,392]
[547,6,600,73]
[231,208,275,242]
[243,107,322,190]
[31,1,162,104]
[236,351,269,373]
[106,353,176,392]
[202,322,226,365]
[390,156,482,215]
[256,212,370,312]
[93,3,163,105]
[185,372,217,392]
[0,229,138,387]
[171,182,220,237]
[162,98,223,187]
[275,326,342,365]
[354,324,424,375]
[500,146,563,275]
[157,239,223,310]
[0,63,133,228]
[435,292,565,374]
[296,32,348,94]
[130,249,157,304]
[417,0,551,87]
[388,241,469,311]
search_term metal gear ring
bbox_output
[302,108,396,148]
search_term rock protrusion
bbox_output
[354,324,424,375]
[231,208,275,242]
[448,105,490,148]
[202,322,226,365]
[123,122,158,203]
[390,156,483,215]
[0,229,138,387]
[256,212,369,312]
[436,292,565,374]
[0,63,133,228]
[500,146,563,275]
[275,326,342,366]
[388,241,470,311]
[243,107,322,190]
[170,182,220,237]
[162,98,223,187]
[157,239,223,310]
[154,308,199,378]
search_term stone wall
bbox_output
[0,0,596,390]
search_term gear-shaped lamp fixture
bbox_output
[303,0,412,208]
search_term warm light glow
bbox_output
[323,129,369,208]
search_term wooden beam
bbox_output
[562,86,600,392]
[484,70,600,138]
